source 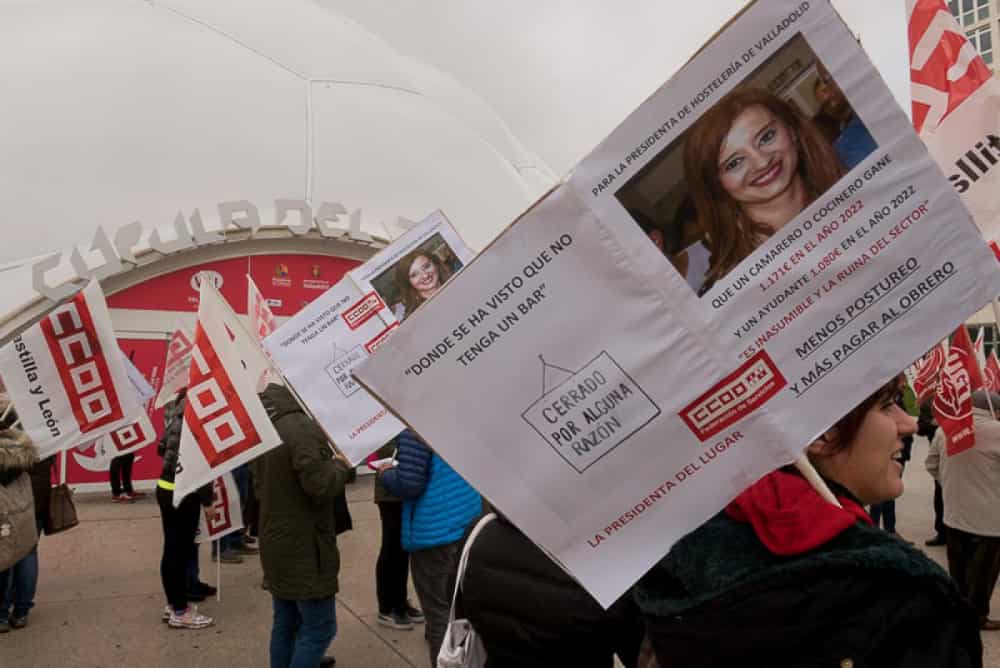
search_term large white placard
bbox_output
[356,0,1000,607]
[264,278,404,465]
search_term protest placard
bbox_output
[355,0,1000,607]
[264,210,474,464]
[0,281,144,458]
[264,277,404,465]
[196,473,244,544]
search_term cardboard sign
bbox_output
[264,277,404,465]
[0,281,143,458]
[356,0,1000,607]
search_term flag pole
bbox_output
[794,454,842,509]
[216,538,221,602]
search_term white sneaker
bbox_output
[161,605,172,623]
[168,605,214,629]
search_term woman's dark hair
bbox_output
[825,375,903,451]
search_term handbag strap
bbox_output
[446,512,496,626]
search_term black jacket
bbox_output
[157,394,212,505]
[460,516,642,668]
[636,510,981,667]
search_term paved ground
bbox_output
[0,436,997,667]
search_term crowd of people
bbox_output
[1,369,998,667]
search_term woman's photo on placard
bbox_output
[369,233,464,322]
[615,33,877,297]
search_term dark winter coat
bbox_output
[29,457,55,523]
[254,384,352,600]
[460,516,642,668]
[380,429,480,552]
[157,394,212,505]
[636,469,982,668]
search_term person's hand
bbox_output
[333,452,352,468]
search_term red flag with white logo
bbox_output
[952,325,984,390]
[907,0,1000,242]
[173,280,281,505]
[154,328,194,409]
[986,350,1000,393]
[913,344,946,402]
[933,328,977,456]
[0,281,144,458]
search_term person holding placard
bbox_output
[684,88,845,292]
[635,376,982,666]
[392,251,452,321]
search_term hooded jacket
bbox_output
[635,468,982,668]
[253,384,352,600]
[0,398,38,487]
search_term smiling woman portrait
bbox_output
[393,250,453,321]
[684,88,845,291]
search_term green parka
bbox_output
[254,385,352,600]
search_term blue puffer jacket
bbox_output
[380,430,481,552]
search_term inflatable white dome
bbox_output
[0,0,555,324]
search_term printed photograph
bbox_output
[369,232,464,322]
[615,33,877,297]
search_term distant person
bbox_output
[392,251,452,321]
[378,430,481,664]
[667,197,710,294]
[367,442,423,630]
[109,452,143,503]
[926,390,1000,631]
[813,61,877,170]
[684,88,844,291]
[256,384,352,668]
[918,400,945,546]
[157,391,214,630]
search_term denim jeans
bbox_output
[269,595,337,668]
[0,515,45,617]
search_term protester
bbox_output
[926,390,1000,631]
[684,87,844,290]
[0,398,40,634]
[157,391,214,630]
[812,61,877,170]
[460,514,643,667]
[918,400,945,546]
[392,251,452,321]
[255,384,352,668]
[636,376,982,666]
[378,429,481,664]
[367,441,423,630]
[109,452,143,503]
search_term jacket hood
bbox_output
[725,468,872,556]
[0,428,39,472]
[259,384,303,423]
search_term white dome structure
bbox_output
[0,0,554,334]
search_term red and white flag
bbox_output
[0,281,144,458]
[908,0,1000,242]
[914,343,946,402]
[154,328,194,409]
[196,472,244,544]
[985,349,1000,393]
[933,327,978,456]
[952,324,984,390]
[247,275,280,391]
[173,280,281,505]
